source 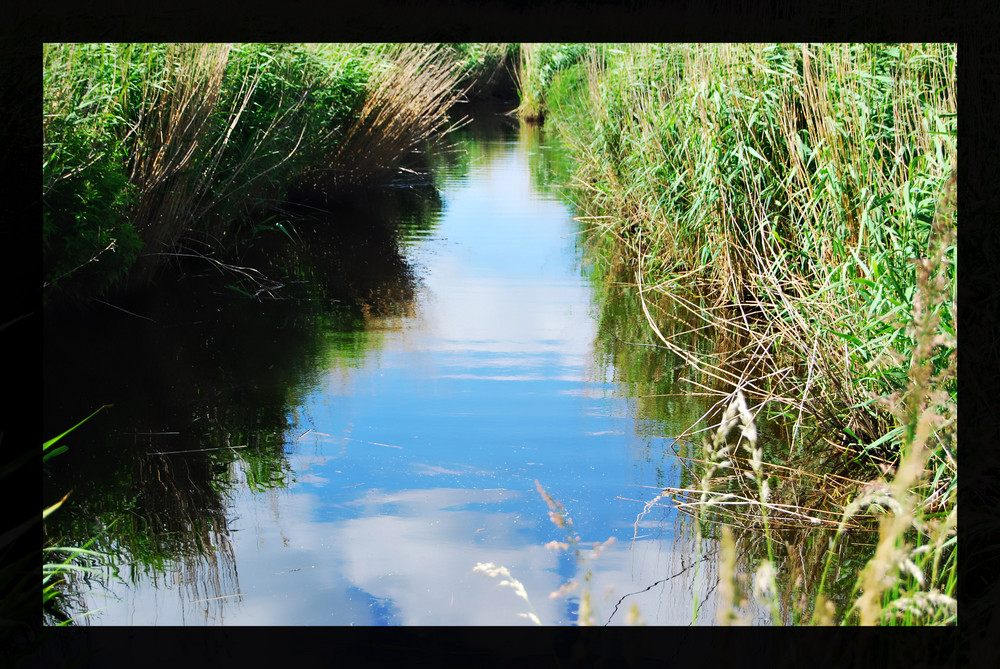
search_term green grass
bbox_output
[43,43,502,307]
[0,405,113,632]
[525,42,956,626]
[514,43,588,122]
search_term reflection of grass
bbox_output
[43,179,434,619]
[43,423,259,617]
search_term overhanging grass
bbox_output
[43,43,493,305]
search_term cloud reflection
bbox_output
[250,487,721,626]
[83,479,718,626]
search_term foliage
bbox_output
[42,44,142,299]
[536,42,956,626]
[515,43,588,122]
[304,43,470,192]
[445,43,518,101]
[0,405,112,636]
[42,43,485,307]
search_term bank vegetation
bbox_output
[520,42,957,626]
[42,42,516,307]
[41,41,958,628]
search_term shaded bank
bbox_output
[42,177,447,623]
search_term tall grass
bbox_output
[45,43,343,298]
[533,43,956,625]
[545,44,956,448]
[0,404,117,643]
[43,43,480,304]
[514,43,587,123]
[303,43,470,192]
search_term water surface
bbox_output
[44,108,722,626]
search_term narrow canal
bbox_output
[43,105,726,625]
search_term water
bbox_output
[43,108,723,626]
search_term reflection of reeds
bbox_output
[120,452,241,610]
[47,447,244,624]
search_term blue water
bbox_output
[72,117,720,626]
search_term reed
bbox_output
[305,43,470,192]
[45,43,326,297]
[535,43,956,625]
[43,43,475,304]
[549,44,955,449]
[35,406,112,626]
[514,43,587,123]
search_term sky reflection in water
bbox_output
[88,123,716,626]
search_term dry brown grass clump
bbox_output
[308,43,470,192]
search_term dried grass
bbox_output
[312,44,470,191]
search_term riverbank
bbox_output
[39,42,520,633]
[41,101,727,627]
[42,43,517,310]
[40,42,957,628]
[520,43,957,625]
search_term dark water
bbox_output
[44,107,727,625]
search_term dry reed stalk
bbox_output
[853,163,956,625]
[717,526,746,625]
[321,44,469,190]
[127,44,232,261]
[123,43,336,287]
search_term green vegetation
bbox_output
[43,43,512,307]
[521,43,956,625]
[40,169,454,625]
[0,404,114,649]
[43,42,957,627]
[514,43,587,122]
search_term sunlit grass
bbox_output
[528,42,956,626]
[43,43,487,304]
